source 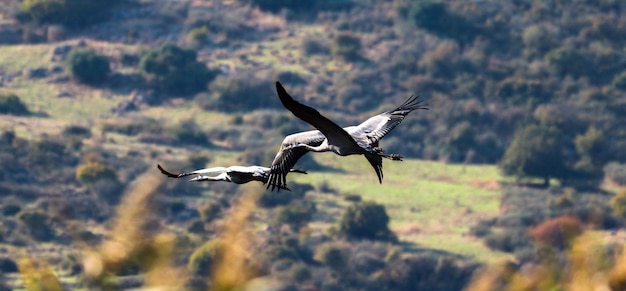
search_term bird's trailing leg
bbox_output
[387,153,403,161]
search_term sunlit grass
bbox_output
[291,153,505,262]
[0,44,53,74]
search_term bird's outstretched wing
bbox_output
[267,130,325,191]
[157,164,227,178]
[354,95,428,144]
[275,81,361,151]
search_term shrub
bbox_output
[188,240,222,276]
[257,189,304,208]
[0,258,18,273]
[19,0,123,27]
[484,229,532,253]
[385,254,478,291]
[301,37,329,55]
[274,201,316,229]
[545,47,590,77]
[66,48,110,85]
[61,125,91,138]
[205,72,280,112]
[17,210,55,241]
[339,201,396,241]
[605,163,626,185]
[120,53,139,67]
[0,93,29,115]
[611,189,626,218]
[187,154,211,170]
[315,243,349,271]
[90,179,125,205]
[613,72,626,91]
[199,202,221,223]
[247,0,317,12]
[101,117,163,136]
[331,32,362,60]
[288,263,311,283]
[171,119,210,146]
[407,1,478,44]
[343,193,362,202]
[185,26,210,48]
[2,204,21,216]
[75,162,118,184]
[27,137,78,169]
[528,216,583,249]
[139,43,218,96]
[187,220,205,234]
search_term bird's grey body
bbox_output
[267,81,428,191]
[157,164,306,190]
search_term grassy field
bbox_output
[289,153,510,262]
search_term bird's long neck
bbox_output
[191,175,227,182]
[297,143,330,153]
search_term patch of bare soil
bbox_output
[469,179,501,191]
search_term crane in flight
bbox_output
[157,164,306,191]
[267,81,428,191]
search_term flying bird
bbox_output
[267,81,428,191]
[157,164,306,191]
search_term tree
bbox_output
[339,201,396,241]
[66,48,110,85]
[139,43,217,96]
[500,124,569,186]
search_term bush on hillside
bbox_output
[139,43,218,96]
[18,0,124,27]
[17,210,55,241]
[274,201,316,229]
[545,47,590,77]
[66,48,110,85]
[339,201,396,241]
[246,0,317,13]
[198,202,221,223]
[61,125,91,138]
[188,240,222,276]
[331,32,362,60]
[406,0,479,44]
[204,72,280,112]
[314,243,350,271]
[75,162,118,184]
[0,93,29,115]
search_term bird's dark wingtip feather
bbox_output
[157,164,181,178]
